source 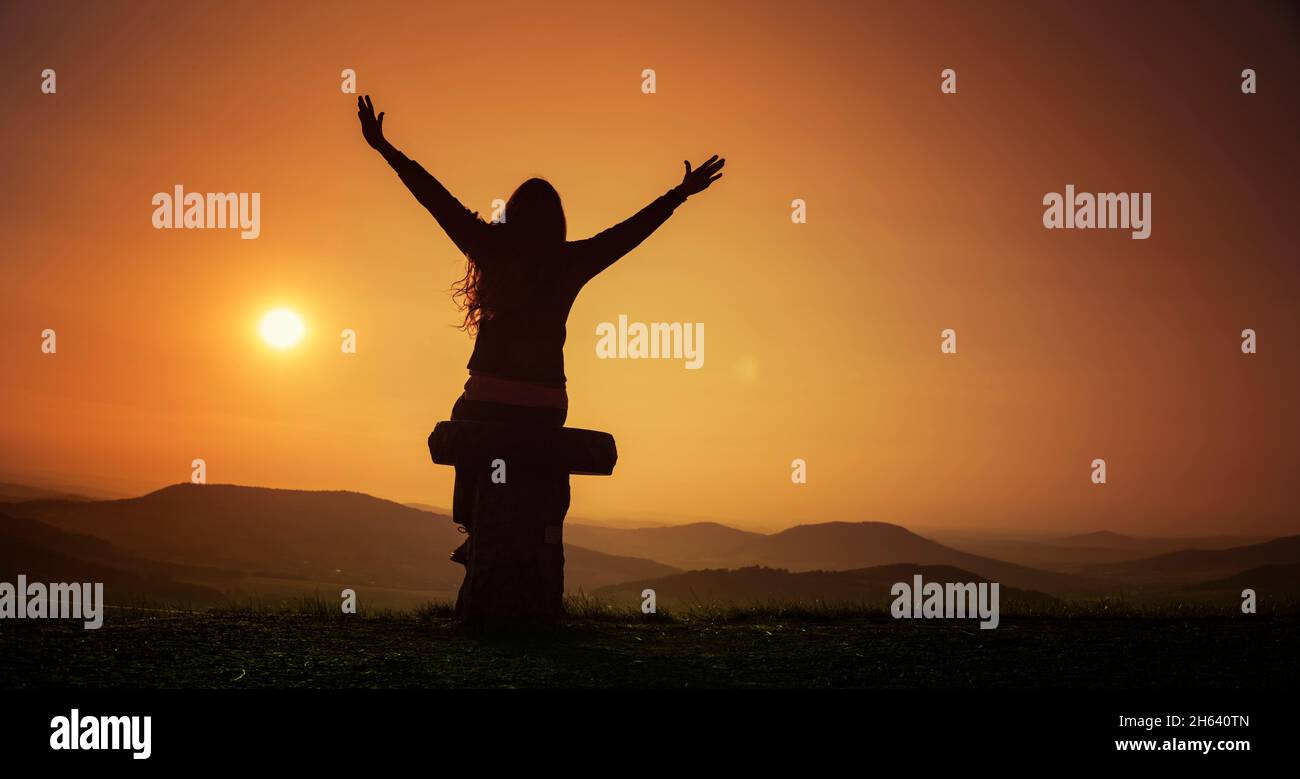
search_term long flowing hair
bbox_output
[451,177,566,334]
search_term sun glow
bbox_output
[259,308,305,350]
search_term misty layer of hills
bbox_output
[594,564,1059,610]
[924,529,1269,572]
[0,482,1296,609]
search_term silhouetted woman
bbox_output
[357,95,724,561]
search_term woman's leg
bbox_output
[453,396,567,427]
[447,396,570,624]
[448,395,566,560]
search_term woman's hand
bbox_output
[357,94,390,152]
[677,155,726,196]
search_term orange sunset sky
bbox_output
[2,1,1297,535]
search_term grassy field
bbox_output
[4,598,1298,689]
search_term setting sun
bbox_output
[259,308,305,350]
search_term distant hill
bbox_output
[1188,564,1300,595]
[0,482,96,503]
[572,520,1099,595]
[403,502,451,515]
[1,484,678,603]
[929,529,1269,572]
[0,513,225,604]
[1082,536,1300,584]
[564,547,679,591]
[594,564,1057,609]
[8,484,466,591]
[565,522,767,570]
[1055,530,1266,552]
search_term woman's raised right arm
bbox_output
[357,95,490,257]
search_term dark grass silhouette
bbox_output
[5,599,1298,689]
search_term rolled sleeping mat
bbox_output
[427,420,618,476]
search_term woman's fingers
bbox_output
[357,96,376,124]
[689,155,724,177]
[359,95,380,122]
[683,156,726,190]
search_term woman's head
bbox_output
[452,177,566,334]
[502,177,566,245]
